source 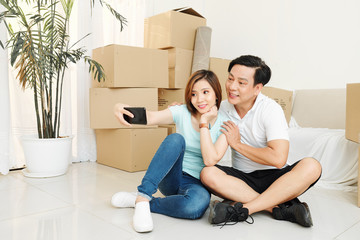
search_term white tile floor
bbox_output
[1,162,359,240]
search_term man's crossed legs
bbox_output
[200,157,322,227]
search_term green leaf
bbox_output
[10,35,24,66]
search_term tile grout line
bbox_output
[333,218,360,239]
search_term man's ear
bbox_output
[255,83,263,96]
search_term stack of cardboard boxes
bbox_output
[147,7,232,136]
[89,45,169,172]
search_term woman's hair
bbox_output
[184,70,222,115]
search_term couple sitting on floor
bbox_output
[111,55,322,233]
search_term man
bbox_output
[200,55,322,227]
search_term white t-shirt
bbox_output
[219,93,289,173]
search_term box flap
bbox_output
[173,7,204,18]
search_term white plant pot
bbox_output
[21,135,73,178]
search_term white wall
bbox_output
[146,0,360,90]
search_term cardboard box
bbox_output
[159,124,177,135]
[346,83,360,143]
[144,7,206,50]
[95,128,168,172]
[158,88,185,111]
[90,88,158,129]
[168,48,193,68]
[209,57,231,100]
[261,87,293,124]
[92,44,168,88]
[358,146,360,207]
[168,48,193,88]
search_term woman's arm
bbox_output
[114,103,174,126]
[199,106,229,166]
[200,132,229,166]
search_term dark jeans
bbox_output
[138,133,210,219]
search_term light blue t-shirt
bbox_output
[169,105,227,179]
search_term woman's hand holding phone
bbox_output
[123,107,147,125]
[114,103,132,126]
[114,103,147,126]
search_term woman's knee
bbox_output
[166,133,185,144]
[164,133,185,150]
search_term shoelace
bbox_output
[216,211,255,229]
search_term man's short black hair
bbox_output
[228,55,271,86]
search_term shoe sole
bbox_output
[300,202,313,227]
[133,224,153,233]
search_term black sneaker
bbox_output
[208,201,254,227]
[272,198,313,227]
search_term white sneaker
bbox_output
[133,201,153,233]
[111,192,137,208]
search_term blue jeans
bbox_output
[137,133,210,219]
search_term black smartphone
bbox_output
[123,107,147,125]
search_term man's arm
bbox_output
[221,120,289,168]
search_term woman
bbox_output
[111,70,229,233]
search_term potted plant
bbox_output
[0,0,126,177]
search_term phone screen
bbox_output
[123,107,147,125]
